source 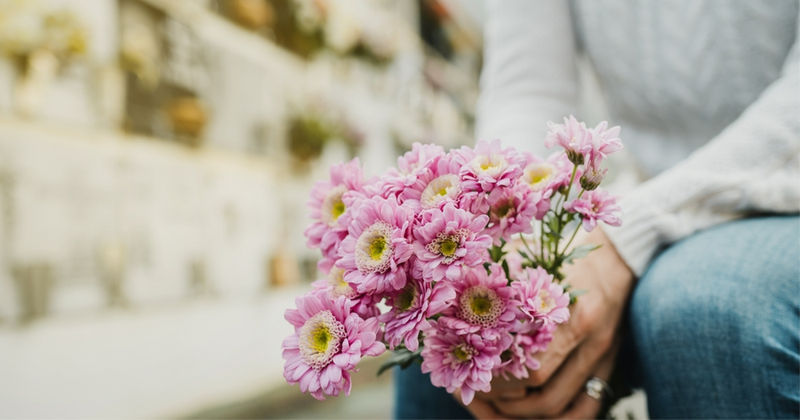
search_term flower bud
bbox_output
[566,150,585,166]
[579,167,607,191]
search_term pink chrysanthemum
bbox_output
[586,121,623,170]
[455,140,525,214]
[379,274,455,351]
[520,152,576,196]
[544,115,594,166]
[484,185,549,245]
[580,166,608,191]
[305,158,365,273]
[494,320,559,380]
[336,195,414,294]
[311,267,380,319]
[439,264,517,339]
[510,267,570,326]
[421,319,513,405]
[312,267,358,300]
[282,290,385,400]
[398,152,464,211]
[380,143,446,198]
[563,189,622,232]
[526,321,558,353]
[457,139,525,193]
[412,204,492,282]
[492,329,543,380]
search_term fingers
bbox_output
[477,323,583,403]
[524,305,586,387]
[455,388,512,420]
[527,285,612,388]
[491,336,620,418]
[476,386,528,402]
[554,391,602,420]
[477,314,593,405]
[556,340,619,420]
[488,346,594,417]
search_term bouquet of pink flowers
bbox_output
[282,117,623,403]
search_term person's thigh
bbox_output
[630,216,800,419]
[393,364,474,419]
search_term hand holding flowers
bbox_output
[282,117,625,409]
[464,227,634,419]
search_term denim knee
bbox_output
[393,364,474,419]
[629,216,800,419]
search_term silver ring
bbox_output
[585,377,614,402]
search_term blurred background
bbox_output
[0,0,485,418]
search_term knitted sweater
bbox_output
[476,0,800,276]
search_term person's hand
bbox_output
[458,227,635,419]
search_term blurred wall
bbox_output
[0,0,482,417]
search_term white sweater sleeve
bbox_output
[475,0,578,155]
[605,35,800,276]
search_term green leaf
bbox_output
[562,244,601,265]
[545,217,563,239]
[501,259,510,283]
[488,243,506,263]
[377,347,423,376]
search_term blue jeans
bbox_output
[394,216,800,419]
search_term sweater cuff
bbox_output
[602,200,663,278]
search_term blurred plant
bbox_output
[165,95,207,147]
[0,1,87,68]
[287,108,364,162]
[0,0,88,117]
[288,113,331,161]
[266,0,396,65]
[218,0,275,32]
[270,0,326,59]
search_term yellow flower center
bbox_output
[355,221,394,274]
[494,201,513,218]
[538,290,555,314]
[472,154,507,175]
[440,238,458,256]
[523,163,555,191]
[457,285,505,328]
[310,325,332,353]
[369,237,387,260]
[396,286,417,312]
[321,185,348,227]
[454,346,472,362]
[470,295,492,315]
[332,200,346,220]
[420,174,460,209]
[299,310,346,370]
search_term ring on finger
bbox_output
[585,377,614,402]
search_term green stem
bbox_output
[539,219,546,263]
[519,233,537,262]
[560,224,581,256]
[561,165,579,210]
